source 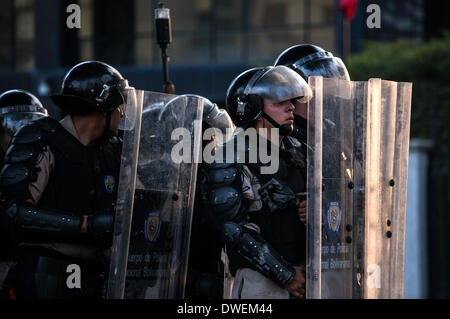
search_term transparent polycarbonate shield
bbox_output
[363,79,412,299]
[107,91,204,299]
[307,77,360,299]
[305,76,322,299]
[306,77,412,299]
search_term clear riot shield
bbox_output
[107,90,203,299]
[307,77,412,299]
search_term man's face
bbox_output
[262,98,295,131]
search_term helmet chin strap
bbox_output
[261,111,292,136]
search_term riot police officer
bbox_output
[0,61,129,299]
[0,89,48,297]
[274,44,351,227]
[206,65,312,299]
[274,44,350,142]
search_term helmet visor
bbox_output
[0,105,48,117]
[295,56,350,81]
[250,65,313,104]
[1,112,47,136]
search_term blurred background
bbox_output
[0,0,448,298]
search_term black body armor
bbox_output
[0,117,121,298]
[0,117,120,245]
[206,135,307,288]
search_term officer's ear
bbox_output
[247,94,263,110]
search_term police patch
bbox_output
[104,175,115,194]
[327,201,342,236]
[144,211,161,246]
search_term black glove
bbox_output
[258,178,296,213]
[86,209,115,246]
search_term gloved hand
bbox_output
[86,209,115,245]
[258,178,296,213]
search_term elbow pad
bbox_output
[208,163,244,223]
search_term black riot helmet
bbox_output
[226,65,312,131]
[274,44,350,81]
[0,89,48,138]
[51,61,130,115]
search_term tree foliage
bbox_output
[348,34,450,143]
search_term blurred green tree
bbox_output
[348,34,450,142]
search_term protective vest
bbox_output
[37,120,121,216]
[246,137,307,265]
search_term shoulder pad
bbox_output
[32,117,61,133]
[4,143,37,164]
[0,163,35,193]
[11,117,61,145]
[12,124,45,145]
[208,165,240,188]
